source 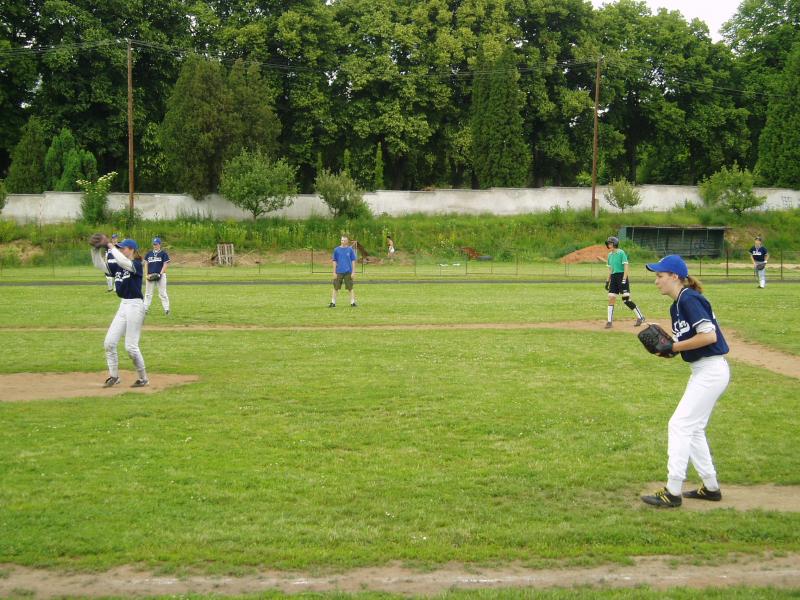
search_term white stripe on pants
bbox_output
[667,355,729,490]
[104,298,146,378]
[144,274,169,311]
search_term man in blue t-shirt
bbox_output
[749,236,769,289]
[329,235,357,307]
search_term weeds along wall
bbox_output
[4,186,800,225]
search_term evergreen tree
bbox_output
[470,46,531,188]
[44,128,77,190]
[756,43,800,189]
[5,116,48,193]
[226,59,281,161]
[374,142,385,190]
[160,56,233,199]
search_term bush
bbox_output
[315,169,371,219]
[219,150,298,220]
[699,164,766,216]
[78,172,117,225]
[603,178,641,212]
[0,179,7,212]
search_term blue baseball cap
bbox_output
[111,233,120,240]
[117,239,139,250]
[646,255,688,279]
[152,237,162,245]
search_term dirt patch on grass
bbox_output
[1,553,800,597]
[559,244,608,264]
[639,483,800,513]
[0,370,199,402]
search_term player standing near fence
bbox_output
[90,234,149,388]
[103,233,119,291]
[329,235,357,308]
[144,237,171,315]
[638,255,729,508]
[604,236,645,328]
[750,236,769,289]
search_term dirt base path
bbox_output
[0,371,199,402]
[2,553,800,597]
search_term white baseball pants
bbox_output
[144,274,170,312]
[667,355,729,494]
[104,298,146,379]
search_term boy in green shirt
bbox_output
[604,236,645,328]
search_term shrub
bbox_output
[77,172,117,224]
[0,179,7,212]
[603,178,642,212]
[5,116,48,193]
[699,164,766,216]
[315,169,370,219]
[219,150,298,220]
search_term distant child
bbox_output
[604,236,645,328]
[749,236,769,289]
[144,237,171,315]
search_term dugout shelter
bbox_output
[618,226,728,258]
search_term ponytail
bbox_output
[681,275,703,293]
[133,250,143,262]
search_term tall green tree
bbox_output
[470,45,531,188]
[44,127,97,191]
[5,116,48,193]
[757,43,800,188]
[226,59,281,161]
[160,55,232,199]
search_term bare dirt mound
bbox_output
[639,483,800,513]
[0,370,199,402]
[1,553,800,597]
[560,244,608,264]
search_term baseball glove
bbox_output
[89,233,109,248]
[637,323,677,358]
[147,273,161,281]
[755,262,766,271]
[604,279,610,291]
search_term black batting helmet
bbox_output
[606,236,619,247]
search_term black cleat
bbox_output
[103,376,121,388]
[328,302,336,308]
[604,321,613,329]
[634,317,645,327]
[131,379,149,388]
[641,487,682,508]
[350,302,357,307]
[682,485,722,501]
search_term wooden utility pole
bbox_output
[127,39,135,221]
[591,57,602,219]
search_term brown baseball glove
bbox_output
[89,233,109,248]
[637,323,677,358]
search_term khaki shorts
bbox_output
[333,273,354,290]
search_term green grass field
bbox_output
[1,276,799,597]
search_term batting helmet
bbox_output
[606,236,620,248]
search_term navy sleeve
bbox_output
[162,251,170,262]
[679,294,713,330]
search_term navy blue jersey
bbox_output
[749,246,768,262]
[109,259,144,299]
[145,249,170,274]
[670,288,729,363]
[332,246,357,274]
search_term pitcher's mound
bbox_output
[0,371,199,402]
[640,482,800,512]
[560,244,608,264]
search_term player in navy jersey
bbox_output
[91,238,149,388]
[144,237,171,315]
[640,255,730,508]
[749,236,769,289]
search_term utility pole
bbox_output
[127,39,135,222]
[591,56,602,219]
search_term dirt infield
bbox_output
[0,370,199,402]
[1,553,800,597]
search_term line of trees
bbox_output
[2,0,799,198]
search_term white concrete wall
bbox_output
[3,186,799,224]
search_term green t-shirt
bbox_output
[607,249,628,274]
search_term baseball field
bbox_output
[1,276,799,598]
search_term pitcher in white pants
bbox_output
[640,255,730,508]
[91,237,149,388]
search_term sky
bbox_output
[591,0,743,41]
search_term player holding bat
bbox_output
[637,255,729,508]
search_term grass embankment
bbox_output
[2,207,800,268]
